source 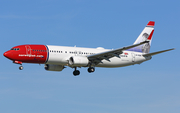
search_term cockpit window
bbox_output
[11,48,20,51]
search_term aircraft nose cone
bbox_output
[3,52,8,57]
[3,51,11,59]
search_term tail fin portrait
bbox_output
[128,21,155,53]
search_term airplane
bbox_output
[3,21,174,76]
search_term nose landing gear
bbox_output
[19,65,23,70]
[13,61,23,70]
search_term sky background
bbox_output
[0,0,179,113]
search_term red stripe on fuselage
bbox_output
[4,45,48,64]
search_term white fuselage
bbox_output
[46,45,151,67]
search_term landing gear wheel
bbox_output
[88,67,95,73]
[73,70,80,76]
[19,66,23,70]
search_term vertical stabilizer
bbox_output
[128,21,155,53]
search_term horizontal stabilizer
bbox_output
[143,48,175,57]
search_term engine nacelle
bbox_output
[69,56,89,66]
[44,64,64,71]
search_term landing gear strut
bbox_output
[88,67,95,73]
[73,67,80,76]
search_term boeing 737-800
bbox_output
[3,21,174,76]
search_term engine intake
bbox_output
[45,64,64,71]
[69,56,89,66]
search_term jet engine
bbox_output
[69,56,89,66]
[44,64,64,71]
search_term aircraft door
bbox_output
[77,51,82,56]
[25,45,31,55]
[132,53,135,62]
[74,51,78,56]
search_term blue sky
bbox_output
[0,0,179,113]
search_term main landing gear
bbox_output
[73,67,80,76]
[73,67,95,76]
[88,67,95,73]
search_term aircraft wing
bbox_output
[143,48,175,57]
[87,41,149,64]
